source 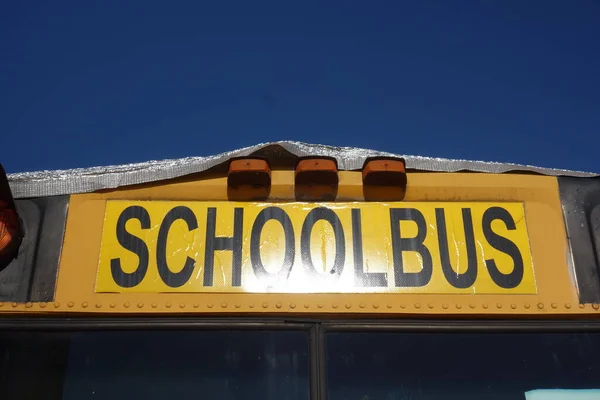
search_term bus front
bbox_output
[1,142,600,400]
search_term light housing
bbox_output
[227,158,271,201]
[295,157,339,201]
[0,164,22,270]
[362,157,407,201]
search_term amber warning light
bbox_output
[0,164,21,270]
[362,157,407,201]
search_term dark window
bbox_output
[0,330,309,400]
[326,332,600,400]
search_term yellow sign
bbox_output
[96,201,535,294]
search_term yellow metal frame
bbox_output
[2,171,599,316]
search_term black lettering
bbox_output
[156,206,198,288]
[352,209,387,287]
[301,207,345,280]
[250,207,295,283]
[204,207,244,287]
[435,208,477,289]
[390,208,433,287]
[110,206,150,288]
[482,206,524,289]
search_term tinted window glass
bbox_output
[326,332,600,400]
[0,330,309,400]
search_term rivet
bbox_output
[151,303,158,308]
[137,303,144,309]
[510,304,517,309]
[290,303,296,309]
[428,304,434,309]
[95,304,102,309]
[67,302,74,308]
[332,303,339,309]
[342,304,350,309]
[12,302,18,308]
[482,303,488,309]
[551,303,558,309]
[303,304,309,309]
[276,302,282,309]
[234,304,241,309]
[359,303,366,309]
[81,302,88,308]
[400,304,406,309]
[123,302,130,308]
[166,302,172,308]
[579,304,586,309]
[207,304,214,308]
[0,302,4,307]
[496,303,502,309]
[317,304,323,309]
[193,304,199,308]
[373,304,379,309]
[221,302,228,308]
[262,302,269,309]
[565,303,571,309]
[39,302,47,308]
[469,304,476,309]
[524,304,530,309]
[179,303,186,309]
[249,303,255,309]
[442,304,449,309]
[593,304,600,310]
[456,304,462,309]
[54,302,61,308]
[537,303,544,309]
[25,302,32,308]
[110,303,116,308]
[414,303,421,309]
[386,304,392,309]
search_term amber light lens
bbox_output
[227,158,272,201]
[295,158,339,201]
[0,164,22,268]
[362,158,407,201]
[0,207,19,250]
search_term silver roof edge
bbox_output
[7,141,598,198]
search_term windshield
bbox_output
[0,330,309,400]
[3,328,600,400]
[327,331,600,400]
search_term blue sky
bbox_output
[1,1,599,173]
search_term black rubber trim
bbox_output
[0,317,312,331]
[1,317,600,333]
[310,324,327,400]
[0,196,69,302]
[323,320,600,332]
[29,196,69,302]
[559,177,600,303]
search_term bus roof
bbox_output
[7,141,598,199]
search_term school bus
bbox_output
[1,142,600,400]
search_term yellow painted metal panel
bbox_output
[3,171,594,316]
